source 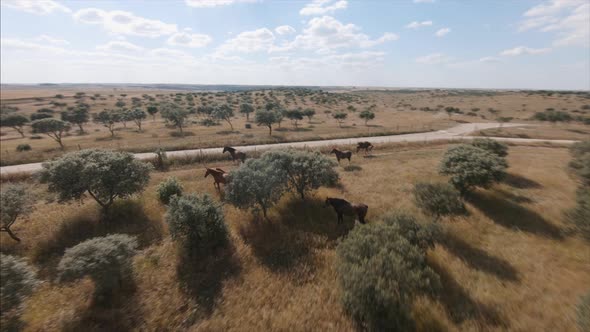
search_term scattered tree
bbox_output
[413,182,466,221]
[0,185,33,242]
[40,149,152,213]
[569,140,590,186]
[147,105,159,121]
[0,114,29,137]
[31,118,71,149]
[157,177,183,205]
[284,109,304,129]
[61,107,89,134]
[471,138,509,157]
[359,110,375,126]
[302,108,316,123]
[93,110,120,138]
[161,103,189,136]
[240,103,254,121]
[566,187,590,240]
[0,254,39,313]
[213,104,235,130]
[129,109,147,132]
[30,113,53,121]
[333,111,347,127]
[255,109,280,136]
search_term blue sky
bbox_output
[1,0,589,89]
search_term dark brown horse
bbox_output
[223,146,246,163]
[204,167,228,190]
[356,141,374,154]
[330,148,352,163]
[324,197,368,224]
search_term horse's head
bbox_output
[324,197,332,207]
[223,146,233,154]
[204,168,211,178]
[330,148,337,154]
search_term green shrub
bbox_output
[0,254,39,313]
[578,292,590,332]
[57,234,137,301]
[413,182,466,221]
[569,140,590,186]
[336,220,440,330]
[439,145,508,194]
[471,138,508,157]
[16,144,31,152]
[382,211,442,251]
[0,184,33,242]
[157,177,183,204]
[566,187,590,240]
[166,194,228,255]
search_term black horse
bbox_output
[324,197,368,224]
[223,146,246,163]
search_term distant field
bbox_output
[1,142,587,331]
[1,87,589,166]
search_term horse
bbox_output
[324,197,368,224]
[356,141,374,154]
[223,146,246,163]
[204,167,228,191]
[330,148,352,163]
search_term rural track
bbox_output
[0,122,578,176]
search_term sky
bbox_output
[1,0,589,90]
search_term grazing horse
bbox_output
[330,148,352,163]
[223,146,246,163]
[356,141,374,154]
[204,167,228,191]
[324,197,368,224]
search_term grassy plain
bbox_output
[1,142,588,331]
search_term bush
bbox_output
[154,148,169,172]
[382,212,442,251]
[439,145,508,194]
[566,187,590,240]
[0,254,39,313]
[245,123,252,129]
[413,182,466,221]
[165,194,228,255]
[40,149,152,213]
[578,292,590,332]
[471,138,508,157]
[0,184,33,242]
[336,220,440,330]
[30,113,53,121]
[569,140,590,186]
[157,177,183,204]
[15,144,31,152]
[57,234,138,301]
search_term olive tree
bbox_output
[225,157,287,220]
[213,104,235,130]
[284,109,304,129]
[359,110,375,126]
[165,194,228,255]
[0,114,29,137]
[240,103,254,121]
[147,105,158,121]
[31,118,71,149]
[57,234,137,302]
[61,107,89,134]
[336,217,440,330]
[255,109,280,136]
[302,108,316,123]
[332,111,347,127]
[129,108,147,131]
[569,140,590,186]
[260,149,338,200]
[0,254,39,313]
[161,103,189,136]
[40,149,152,213]
[439,145,508,194]
[93,110,120,138]
[471,138,508,157]
[413,182,466,221]
[157,177,183,205]
[0,185,33,242]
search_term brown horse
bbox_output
[204,167,228,190]
[330,148,352,163]
[223,146,246,163]
[356,141,374,154]
[324,197,368,224]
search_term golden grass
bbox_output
[1,144,589,331]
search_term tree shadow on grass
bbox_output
[503,173,542,189]
[32,200,163,278]
[467,191,563,240]
[494,188,534,204]
[429,259,507,328]
[176,243,241,316]
[440,232,520,282]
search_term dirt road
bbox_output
[0,122,577,175]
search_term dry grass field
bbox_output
[1,142,588,331]
[1,87,589,166]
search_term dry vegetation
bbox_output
[2,86,588,166]
[1,142,588,331]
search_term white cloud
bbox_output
[479,56,500,63]
[405,21,433,29]
[435,28,450,37]
[1,38,67,54]
[35,35,69,45]
[1,0,70,15]
[96,41,144,53]
[415,53,451,64]
[413,0,435,3]
[184,0,257,7]
[300,0,348,16]
[73,8,178,38]
[279,16,398,53]
[216,28,275,53]
[518,0,589,47]
[167,32,212,48]
[500,46,551,56]
[275,25,296,35]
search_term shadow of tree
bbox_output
[441,232,519,282]
[429,259,507,327]
[503,173,542,189]
[467,191,563,240]
[32,200,163,278]
[176,243,241,316]
[494,188,534,204]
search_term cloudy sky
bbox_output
[1,0,589,89]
